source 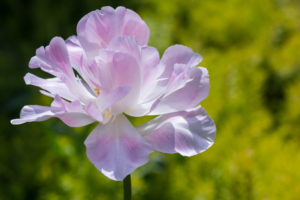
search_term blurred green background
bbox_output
[1,0,300,199]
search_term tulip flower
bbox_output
[11,6,216,183]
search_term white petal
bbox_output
[11,105,54,125]
[24,73,76,101]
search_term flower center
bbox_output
[102,109,112,124]
[92,88,114,124]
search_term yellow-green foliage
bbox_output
[1,0,299,199]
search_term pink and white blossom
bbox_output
[11,6,216,181]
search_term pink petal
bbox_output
[160,45,202,78]
[138,106,216,156]
[138,46,162,101]
[66,36,85,73]
[121,7,149,45]
[109,52,141,114]
[150,67,210,115]
[108,36,141,61]
[56,112,95,127]
[28,37,94,103]
[77,6,149,56]
[50,96,95,127]
[124,46,163,117]
[96,86,131,111]
[111,52,140,89]
[29,37,73,77]
[85,114,153,181]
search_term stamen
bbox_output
[102,109,112,124]
[94,88,100,96]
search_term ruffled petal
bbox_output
[138,106,216,156]
[29,37,73,77]
[138,46,162,101]
[28,37,94,103]
[77,6,149,57]
[125,46,165,117]
[160,45,202,78]
[11,105,54,125]
[11,96,96,127]
[24,73,76,101]
[120,7,149,45]
[50,96,95,127]
[150,67,210,115]
[85,114,153,181]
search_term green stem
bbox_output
[123,175,132,200]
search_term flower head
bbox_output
[11,6,216,181]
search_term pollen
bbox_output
[103,110,111,118]
[94,88,100,96]
[102,109,112,124]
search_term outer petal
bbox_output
[11,105,54,125]
[138,46,162,101]
[120,7,149,45]
[124,46,165,117]
[77,6,149,56]
[11,98,95,127]
[85,114,153,181]
[24,73,76,101]
[28,37,94,103]
[137,106,216,156]
[160,45,202,78]
[50,96,95,127]
[65,36,85,73]
[29,37,73,77]
[150,67,210,115]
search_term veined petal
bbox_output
[85,114,153,181]
[138,106,216,156]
